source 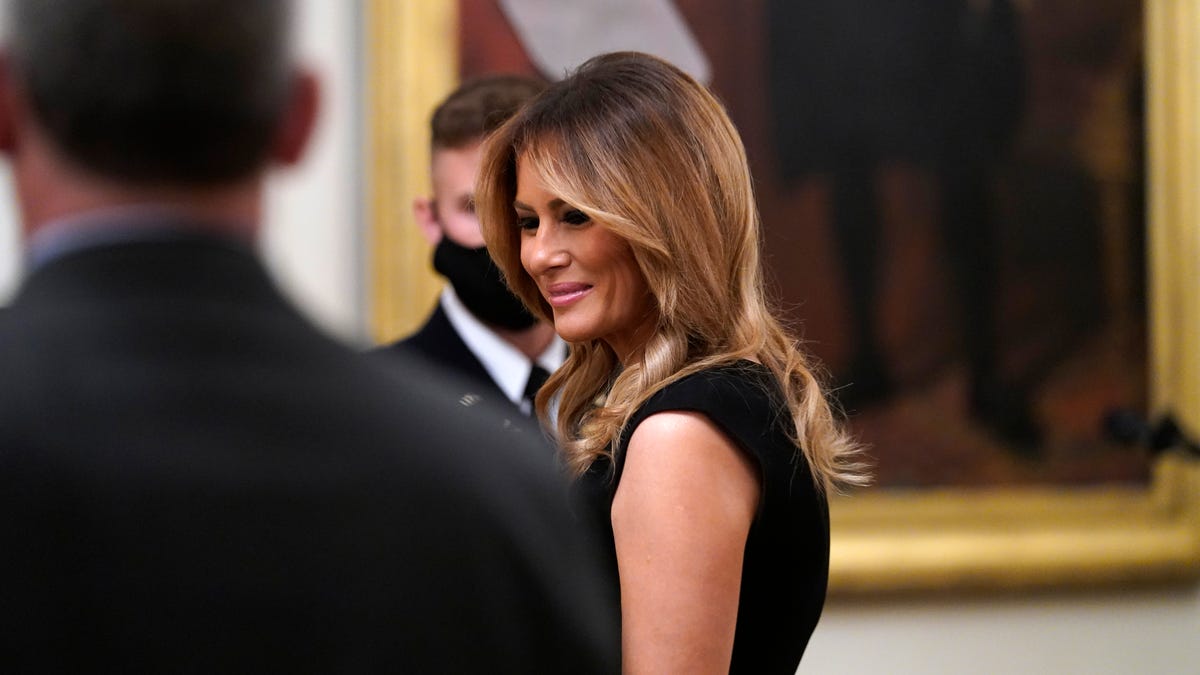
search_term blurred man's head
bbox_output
[414,74,545,331]
[1,0,315,196]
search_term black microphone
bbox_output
[1102,408,1200,458]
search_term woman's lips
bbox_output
[545,282,592,307]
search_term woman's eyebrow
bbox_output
[513,198,567,210]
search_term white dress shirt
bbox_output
[440,286,566,415]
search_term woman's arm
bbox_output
[611,411,761,674]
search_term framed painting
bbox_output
[365,0,1200,594]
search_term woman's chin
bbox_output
[551,320,595,345]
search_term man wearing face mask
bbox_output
[376,75,565,417]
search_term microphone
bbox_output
[1102,408,1200,458]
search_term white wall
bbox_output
[802,585,1200,674]
[263,0,364,343]
[0,164,15,305]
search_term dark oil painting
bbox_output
[460,0,1150,489]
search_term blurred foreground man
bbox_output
[0,1,618,672]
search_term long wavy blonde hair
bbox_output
[477,52,867,493]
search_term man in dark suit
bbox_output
[375,75,565,417]
[0,1,618,672]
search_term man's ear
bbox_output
[0,54,20,155]
[271,68,319,166]
[413,196,443,245]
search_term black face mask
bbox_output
[432,237,539,331]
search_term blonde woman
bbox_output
[477,52,867,674]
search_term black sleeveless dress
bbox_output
[575,361,829,674]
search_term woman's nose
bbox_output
[523,225,571,276]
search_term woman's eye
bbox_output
[516,216,539,231]
[563,209,590,225]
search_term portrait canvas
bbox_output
[368,0,1199,594]
[459,0,1150,491]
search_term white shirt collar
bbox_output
[440,286,566,408]
[26,205,253,271]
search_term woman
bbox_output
[477,51,868,674]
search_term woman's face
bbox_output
[513,156,656,363]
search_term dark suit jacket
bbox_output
[0,232,618,674]
[376,302,510,403]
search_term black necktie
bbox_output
[523,364,551,411]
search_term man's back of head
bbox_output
[0,3,619,672]
[7,0,294,187]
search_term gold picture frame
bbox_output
[364,0,1200,595]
